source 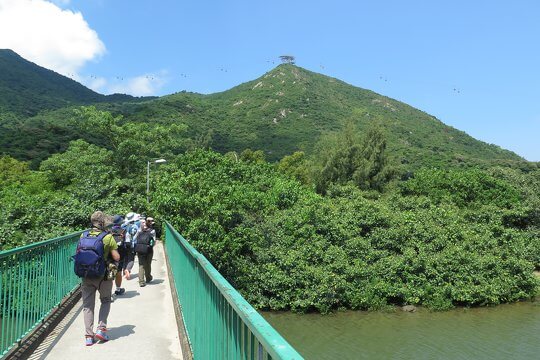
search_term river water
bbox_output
[263,300,540,359]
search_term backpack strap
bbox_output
[78,231,107,251]
[95,231,108,241]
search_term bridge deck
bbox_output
[32,242,184,359]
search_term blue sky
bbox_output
[1,0,539,161]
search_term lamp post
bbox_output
[146,158,167,203]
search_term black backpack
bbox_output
[135,231,153,254]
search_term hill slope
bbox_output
[0,49,146,116]
[120,64,523,167]
[0,51,525,169]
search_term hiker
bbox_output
[134,217,156,287]
[122,212,140,279]
[110,215,128,295]
[74,211,120,346]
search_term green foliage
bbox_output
[40,139,117,196]
[72,106,189,176]
[400,169,522,208]
[0,159,79,249]
[313,122,396,193]
[0,140,144,251]
[239,148,266,164]
[152,150,539,313]
[2,145,538,312]
[0,155,30,186]
[277,151,311,184]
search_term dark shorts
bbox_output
[117,245,134,271]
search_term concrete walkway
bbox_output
[32,242,183,359]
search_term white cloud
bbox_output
[105,72,168,96]
[85,76,107,92]
[0,0,105,77]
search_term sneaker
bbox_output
[140,283,146,287]
[85,336,94,346]
[114,288,125,295]
[95,329,109,342]
[146,276,153,283]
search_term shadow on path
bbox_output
[147,279,164,285]
[124,272,139,280]
[108,324,136,340]
[114,290,140,299]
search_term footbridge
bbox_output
[0,223,303,359]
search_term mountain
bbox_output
[0,51,526,169]
[119,64,523,167]
[0,49,149,117]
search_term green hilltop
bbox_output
[0,51,526,169]
[117,64,524,168]
[0,49,151,117]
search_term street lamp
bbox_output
[147,158,167,202]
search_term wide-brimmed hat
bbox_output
[125,212,135,222]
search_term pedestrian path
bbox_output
[31,242,183,359]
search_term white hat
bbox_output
[125,212,135,223]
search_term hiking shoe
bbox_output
[95,329,109,342]
[114,288,125,295]
[85,336,95,346]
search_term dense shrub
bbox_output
[153,150,539,313]
[2,144,538,312]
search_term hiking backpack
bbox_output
[73,231,107,278]
[134,230,153,254]
[111,226,127,249]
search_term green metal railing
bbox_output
[165,223,303,360]
[0,232,82,357]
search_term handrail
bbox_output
[0,231,82,357]
[165,222,303,360]
[0,231,84,259]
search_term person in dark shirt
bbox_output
[134,217,156,287]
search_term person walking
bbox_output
[110,215,127,295]
[134,218,156,287]
[74,211,120,346]
[122,212,140,280]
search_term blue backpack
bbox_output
[73,231,107,278]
